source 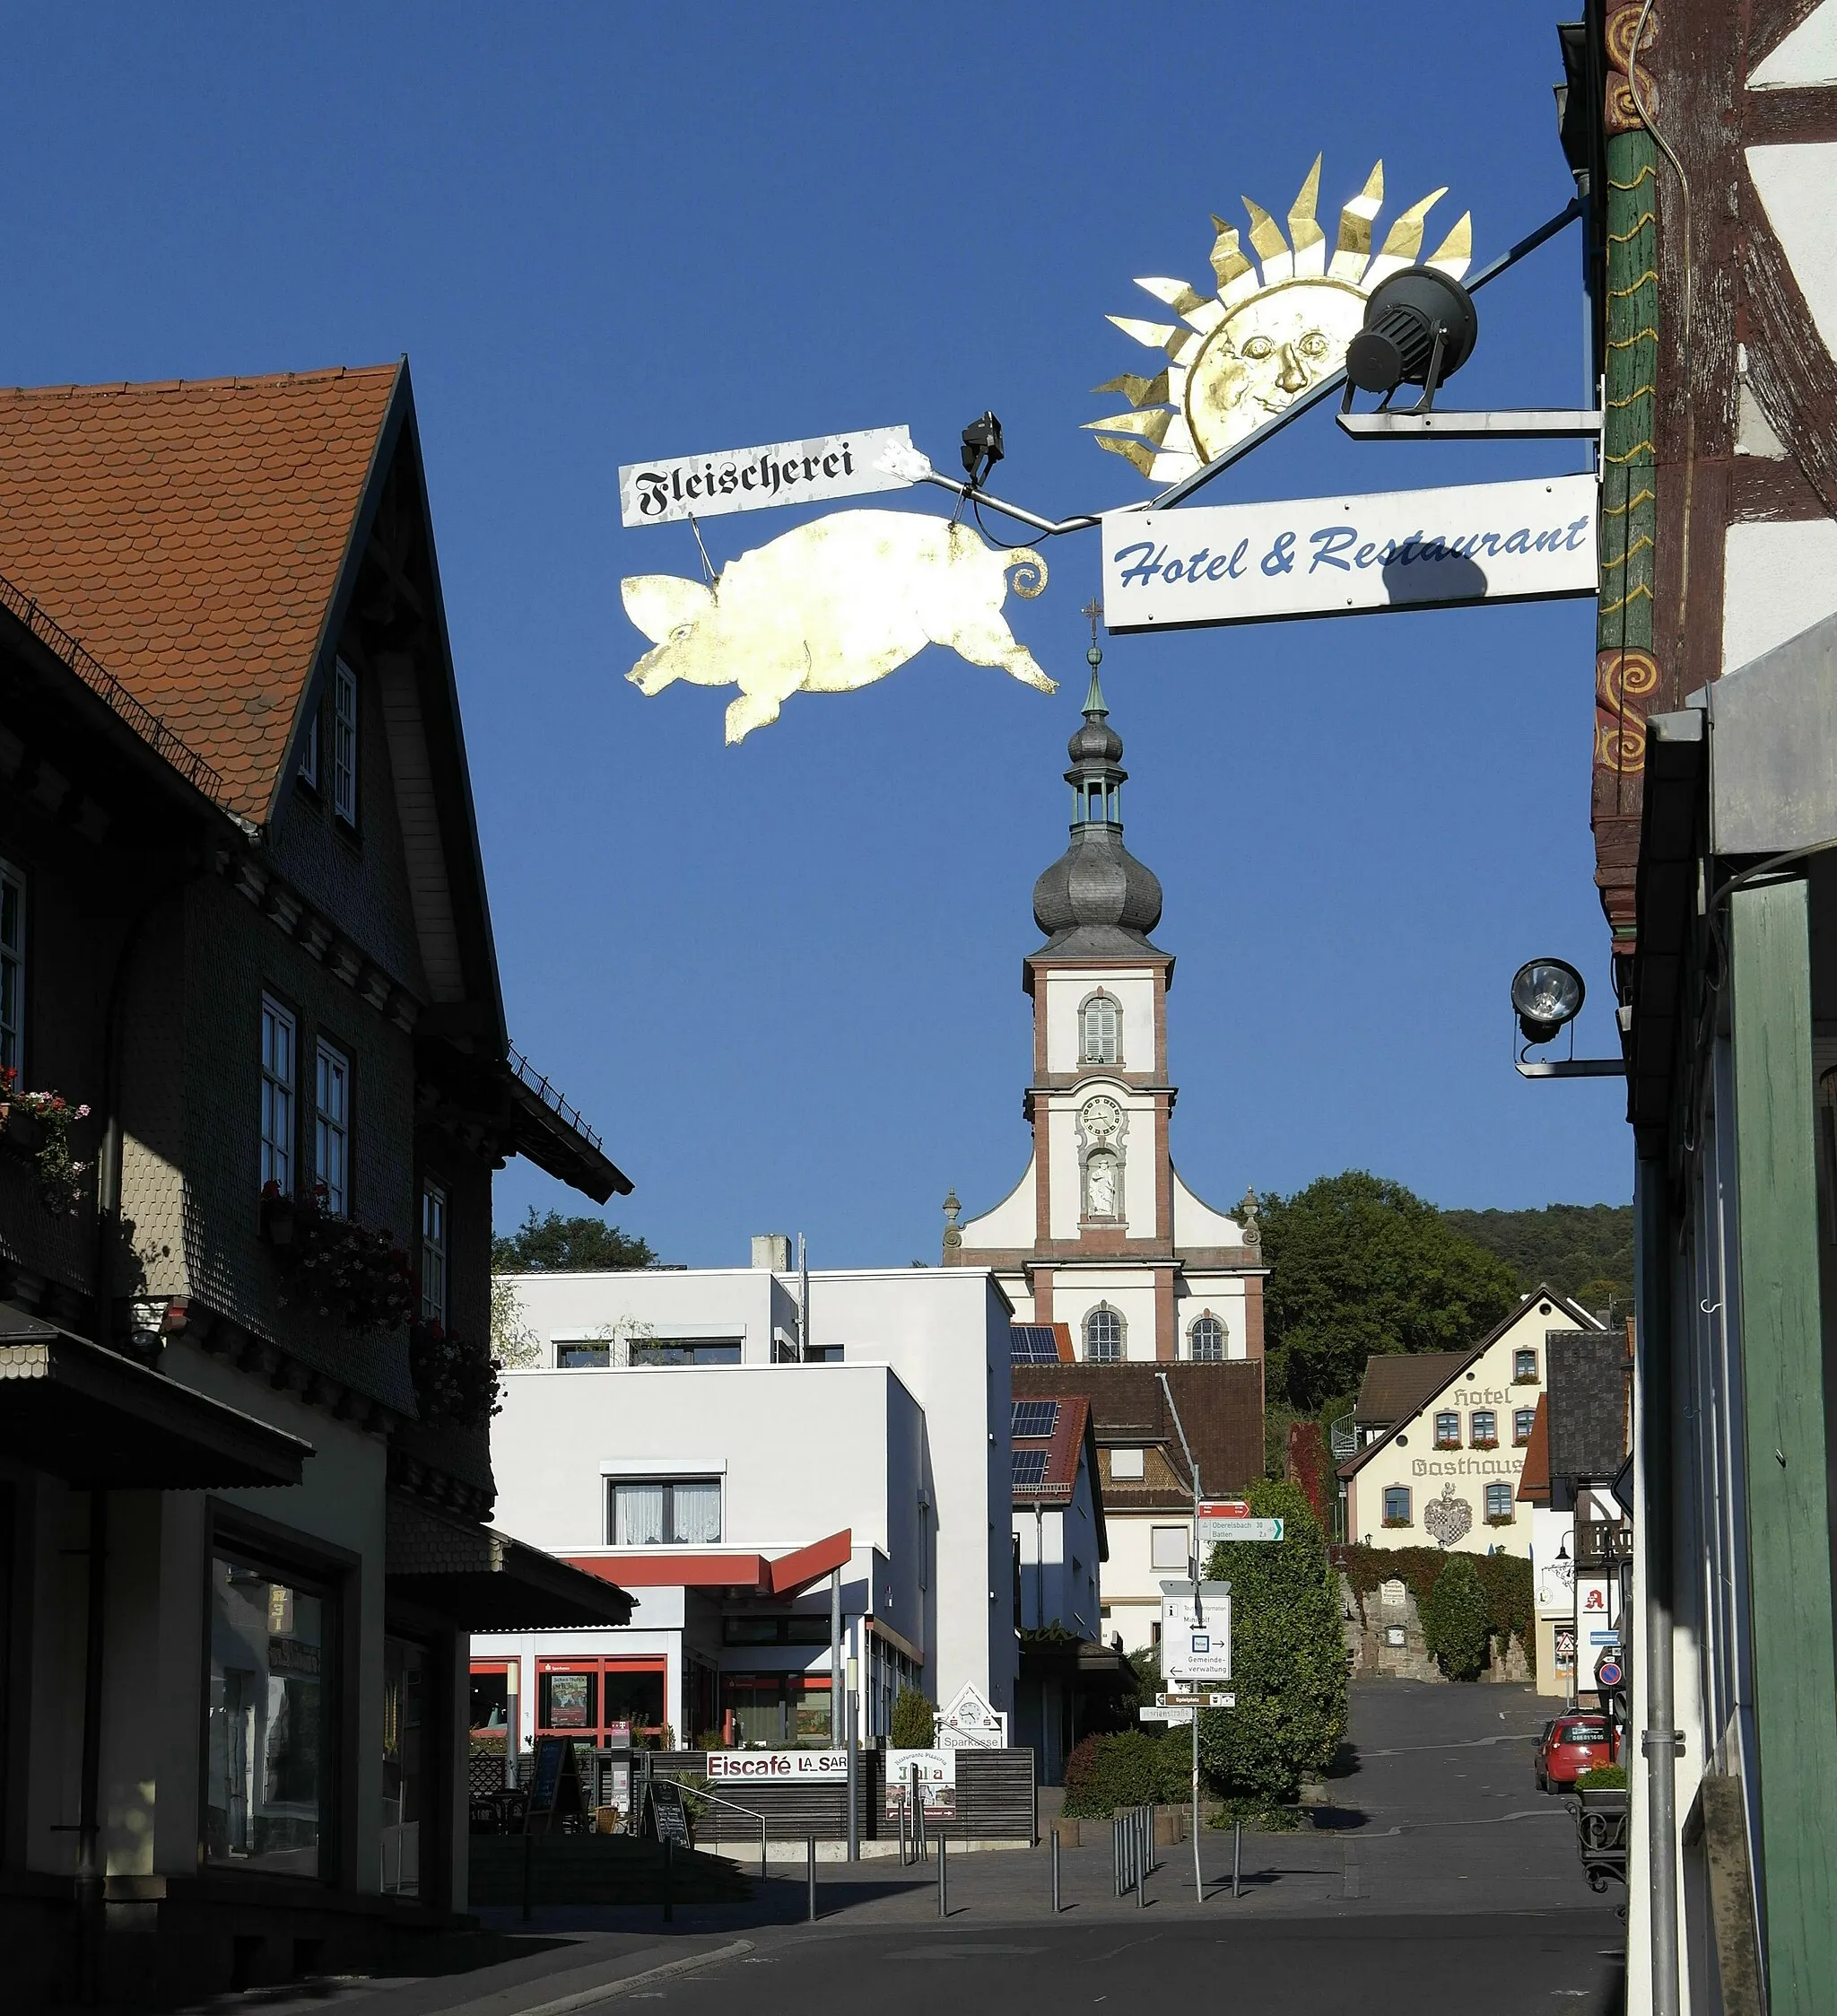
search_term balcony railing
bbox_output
[1574,1519,1633,1567]
[507,1045,604,1153]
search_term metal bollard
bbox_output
[1232,1820,1241,1900]
[1136,1810,1145,1907]
[520,1828,533,1924]
[663,1837,674,1924]
[806,1835,817,1922]
[1051,1826,1061,1914]
[938,1830,948,1917]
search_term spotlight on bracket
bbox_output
[1511,956,1585,1048]
[1345,269,1479,413]
[961,411,1004,489]
[1510,956,1625,1080]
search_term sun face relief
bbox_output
[1089,155,1472,481]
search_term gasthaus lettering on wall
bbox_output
[1101,474,1598,632]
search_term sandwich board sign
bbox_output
[1101,474,1598,633]
[1159,1580,1232,1683]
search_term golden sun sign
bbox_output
[1089,156,1472,483]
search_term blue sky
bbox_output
[2,4,1629,1263]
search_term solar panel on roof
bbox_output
[1012,1400,1059,1440]
[1011,1324,1060,1364]
[1012,1448,1049,1488]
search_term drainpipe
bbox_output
[1636,1152,1681,2016]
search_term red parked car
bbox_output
[1537,1713,1619,1791]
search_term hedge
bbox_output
[1061,1730,1190,1817]
[1340,1543,1536,1676]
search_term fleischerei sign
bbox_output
[1101,474,1598,632]
[619,424,924,528]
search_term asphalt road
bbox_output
[184,1680,1625,2016]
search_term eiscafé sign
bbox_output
[1101,474,1598,632]
[706,1750,848,1782]
[618,423,922,528]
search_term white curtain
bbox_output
[615,1482,666,1546]
[672,1479,721,1544]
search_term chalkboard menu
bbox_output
[649,1779,692,1849]
[525,1735,584,1833]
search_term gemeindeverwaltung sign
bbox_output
[1101,475,1598,632]
[619,424,923,528]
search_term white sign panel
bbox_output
[938,1680,1009,1749]
[1198,1517,1284,1545]
[619,424,924,528]
[884,1747,956,1818]
[706,1749,848,1783]
[1161,1591,1232,1683]
[1141,1706,1195,1725]
[1101,475,1598,632]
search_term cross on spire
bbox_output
[1080,598,1106,711]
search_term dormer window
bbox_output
[1081,992,1121,1065]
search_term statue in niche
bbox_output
[1085,1148,1120,1219]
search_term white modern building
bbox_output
[474,1258,1017,1751]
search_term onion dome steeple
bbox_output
[1031,607,1164,957]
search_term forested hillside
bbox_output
[1439,1201,1632,1315]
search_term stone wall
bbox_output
[1340,1573,1531,1684]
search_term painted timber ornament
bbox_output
[1089,156,1472,482]
[622,510,1053,743]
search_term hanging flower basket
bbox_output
[0,1068,92,1216]
[408,1317,501,1427]
[263,1182,416,1334]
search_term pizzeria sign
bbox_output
[1101,475,1598,632]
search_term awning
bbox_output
[563,1528,853,1601]
[0,1305,311,1488]
[386,1496,635,1628]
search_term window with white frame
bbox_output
[1189,1313,1225,1362]
[1109,1446,1145,1480]
[332,659,358,825]
[0,860,22,1077]
[421,1183,448,1328]
[1084,1304,1124,1363]
[1150,1525,1188,1570]
[260,996,295,1191]
[1080,992,1120,1065]
[608,1478,722,1547]
[314,1039,350,1215]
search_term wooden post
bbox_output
[1731,879,1837,2010]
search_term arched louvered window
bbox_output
[1081,993,1121,1065]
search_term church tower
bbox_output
[946,645,1267,1366]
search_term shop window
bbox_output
[205,1551,330,1877]
[1485,1484,1515,1523]
[381,1637,425,1896]
[1150,1525,1188,1570]
[1382,1487,1411,1526]
[470,1663,514,1732]
[718,1671,832,1750]
[609,1477,722,1546]
[0,859,22,1075]
[1434,1411,1460,1450]
[1513,1348,1538,1383]
[1514,1408,1537,1446]
[535,1660,666,1742]
[1470,1409,1498,1448]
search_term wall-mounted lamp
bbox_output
[1511,956,1624,1079]
[1345,270,1478,413]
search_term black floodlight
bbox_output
[961,411,1004,487]
[1511,957,1586,1047]
[1346,269,1479,411]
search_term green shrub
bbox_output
[1197,1479,1349,1807]
[890,1688,936,1748]
[1341,1545,1536,1675]
[1061,1730,1189,1817]
[1422,1555,1492,1680]
[1576,1764,1628,1790]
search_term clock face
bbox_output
[1082,1095,1122,1142]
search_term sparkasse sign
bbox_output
[705,1750,848,1782]
[619,424,921,528]
[1101,475,1598,632]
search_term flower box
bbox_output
[1471,1438,1499,1451]
[259,1190,297,1247]
[1484,1513,1515,1526]
[1380,1516,1412,1529]
[1434,1441,1460,1453]
[1,1106,43,1156]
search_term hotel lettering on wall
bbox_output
[1101,475,1598,633]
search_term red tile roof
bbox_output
[0,365,399,818]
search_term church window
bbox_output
[1084,1305,1124,1363]
[1080,993,1121,1065]
[1189,1313,1225,1362]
